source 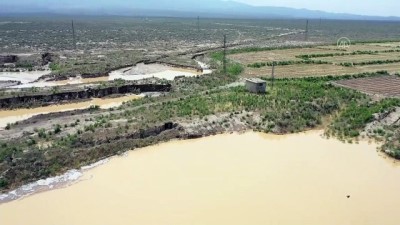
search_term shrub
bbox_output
[54,124,62,134]
[0,178,8,188]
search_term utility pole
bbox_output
[271,62,275,89]
[223,34,227,74]
[72,20,76,50]
[197,16,200,33]
[305,19,309,41]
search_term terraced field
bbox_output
[245,64,359,78]
[313,52,400,64]
[316,44,396,52]
[229,48,344,65]
[229,42,400,78]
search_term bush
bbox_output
[227,63,243,76]
[38,129,47,138]
[0,178,8,188]
[54,124,62,134]
[89,105,100,111]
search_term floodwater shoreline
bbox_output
[1,130,400,225]
[0,129,392,202]
[0,60,209,89]
[1,130,322,204]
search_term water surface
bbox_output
[1,131,399,225]
[0,95,142,128]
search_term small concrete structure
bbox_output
[245,78,267,93]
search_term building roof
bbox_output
[245,78,266,84]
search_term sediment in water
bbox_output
[1,131,400,225]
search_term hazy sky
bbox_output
[235,0,398,17]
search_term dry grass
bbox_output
[244,63,400,78]
[357,63,400,74]
[316,44,395,52]
[229,48,343,65]
[244,64,359,78]
[314,52,400,64]
[233,42,400,78]
[365,42,400,48]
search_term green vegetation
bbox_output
[225,45,317,55]
[296,51,378,59]
[0,178,8,189]
[325,92,400,160]
[227,63,244,76]
[382,131,400,159]
[0,142,22,161]
[328,98,400,139]
[111,77,367,135]
[4,35,400,192]
[15,62,34,69]
[54,124,62,134]
[346,59,400,66]
[49,63,61,71]
[89,105,101,111]
[247,60,329,68]
[211,52,243,76]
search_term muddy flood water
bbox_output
[0,95,142,129]
[1,131,400,225]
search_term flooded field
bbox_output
[0,63,207,88]
[0,95,142,129]
[109,63,203,81]
[1,131,400,225]
[0,70,51,85]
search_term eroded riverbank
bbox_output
[0,95,142,129]
[1,131,399,225]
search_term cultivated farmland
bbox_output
[334,75,400,97]
[229,42,400,78]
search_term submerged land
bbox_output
[1,16,400,204]
[2,131,400,225]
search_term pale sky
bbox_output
[235,0,399,17]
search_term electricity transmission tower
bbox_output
[271,62,275,89]
[305,19,309,41]
[197,16,200,32]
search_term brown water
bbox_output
[0,95,141,128]
[1,131,400,225]
[54,76,109,85]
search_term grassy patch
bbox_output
[328,98,400,139]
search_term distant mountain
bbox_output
[1,0,399,20]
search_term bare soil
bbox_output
[334,75,400,97]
